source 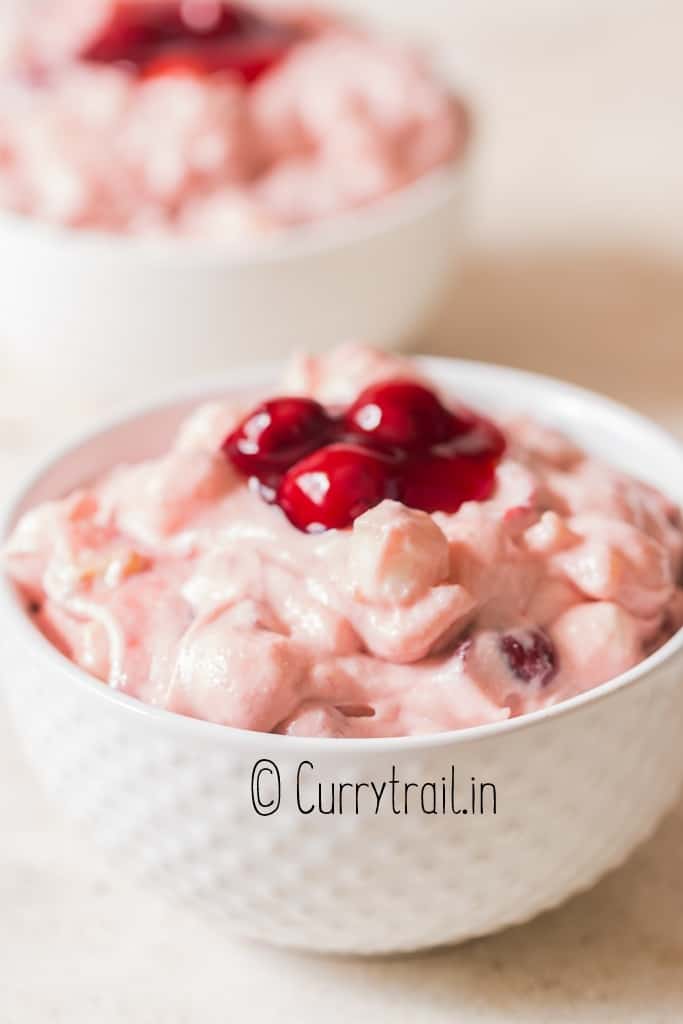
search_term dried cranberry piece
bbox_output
[500,629,557,687]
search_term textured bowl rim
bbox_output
[0,158,466,267]
[2,355,683,754]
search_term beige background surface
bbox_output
[2,1,683,1020]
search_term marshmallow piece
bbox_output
[351,583,475,663]
[487,460,545,517]
[443,504,544,627]
[103,450,236,543]
[280,343,421,406]
[551,601,644,692]
[553,515,673,619]
[181,549,258,614]
[524,511,580,555]
[38,598,111,682]
[348,499,450,606]
[264,564,361,656]
[167,604,306,731]
[3,490,103,600]
[174,401,244,454]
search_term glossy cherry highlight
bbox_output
[345,379,457,450]
[222,397,333,484]
[278,444,399,533]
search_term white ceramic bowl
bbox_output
[0,164,467,411]
[2,357,683,955]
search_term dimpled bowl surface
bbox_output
[2,358,683,955]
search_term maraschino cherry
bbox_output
[222,397,333,491]
[222,377,506,532]
[344,380,460,450]
[278,444,399,533]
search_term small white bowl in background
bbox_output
[0,163,468,417]
[2,357,682,955]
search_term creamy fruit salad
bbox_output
[4,345,683,738]
[0,0,468,237]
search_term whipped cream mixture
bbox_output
[4,346,682,738]
[0,1,467,237]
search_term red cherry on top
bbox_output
[400,451,498,514]
[345,380,457,451]
[80,1,302,83]
[222,375,507,531]
[222,397,333,485]
[278,444,398,533]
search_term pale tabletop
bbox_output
[2,1,683,1021]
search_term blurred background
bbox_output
[2,0,683,453]
[2,2,683,1020]
[252,0,683,432]
[338,0,683,426]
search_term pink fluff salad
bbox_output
[4,345,683,739]
[0,0,468,237]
